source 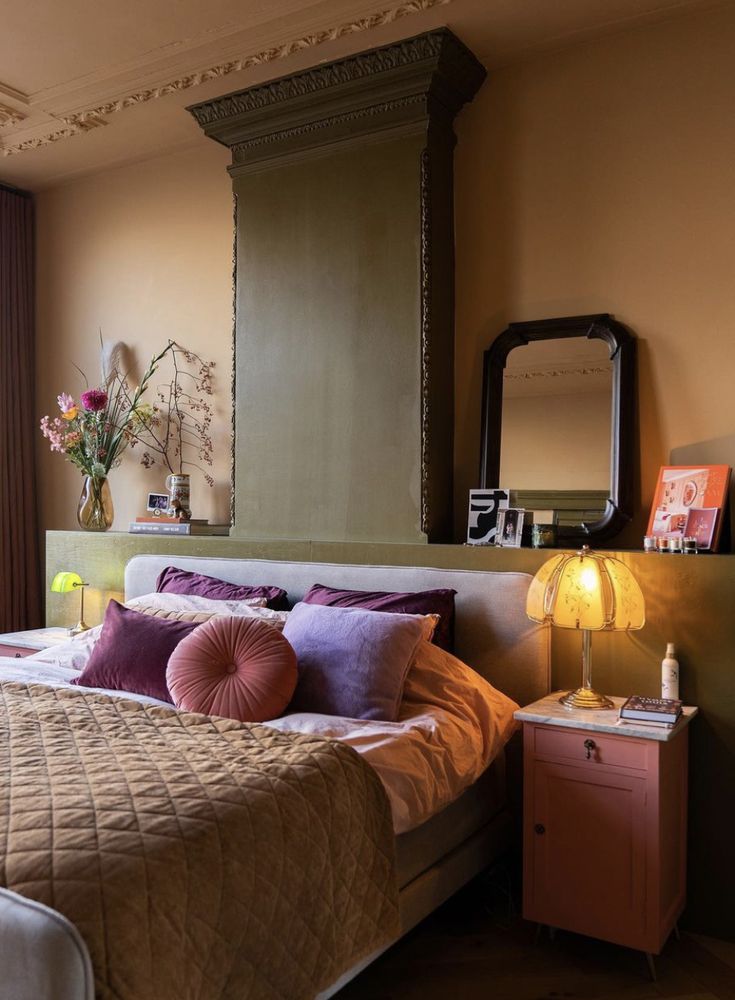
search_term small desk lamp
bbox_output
[526,545,645,710]
[50,572,90,635]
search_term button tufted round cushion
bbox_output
[166,616,298,722]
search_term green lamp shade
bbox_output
[50,571,83,594]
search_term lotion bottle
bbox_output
[662,643,679,700]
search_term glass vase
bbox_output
[77,476,114,532]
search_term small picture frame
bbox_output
[496,508,525,548]
[467,488,510,545]
[147,492,170,514]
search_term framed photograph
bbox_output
[467,488,510,545]
[647,465,731,551]
[147,492,170,514]
[496,508,525,548]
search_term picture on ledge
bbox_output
[467,488,510,545]
[647,465,731,551]
[147,492,170,513]
[496,508,525,548]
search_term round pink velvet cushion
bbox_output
[166,616,298,722]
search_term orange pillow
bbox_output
[166,616,297,722]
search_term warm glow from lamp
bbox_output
[527,546,645,710]
[50,571,89,634]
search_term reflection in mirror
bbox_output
[500,338,613,491]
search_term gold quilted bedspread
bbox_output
[0,682,399,1000]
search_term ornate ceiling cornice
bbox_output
[0,104,26,128]
[1,0,450,158]
[504,364,613,382]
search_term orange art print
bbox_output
[647,465,731,550]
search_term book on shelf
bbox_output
[135,516,209,525]
[128,522,230,536]
[619,695,682,725]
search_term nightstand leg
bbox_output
[646,953,657,981]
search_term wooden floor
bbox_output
[337,874,735,1000]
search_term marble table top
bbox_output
[515,691,698,742]
[0,627,72,650]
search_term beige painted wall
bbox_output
[36,143,233,534]
[454,3,735,545]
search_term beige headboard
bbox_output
[125,556,550,707]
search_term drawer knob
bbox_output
[584,738,596,760]
[534,823,545,835]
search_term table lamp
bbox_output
[526,545,645,710]
[50,571,90,635]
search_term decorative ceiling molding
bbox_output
[0,105,26,128]
[0,0,449,158]
[504,364,613,382]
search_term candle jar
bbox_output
[532,523,558,549]
[669,536,682,554]
[682,536,698,554]
[657,537,671,553]
[643,535,657,553]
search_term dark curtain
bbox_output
[0,185,41,631]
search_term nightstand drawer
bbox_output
[0,644,37,659]
[533,724,649,770]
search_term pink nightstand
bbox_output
[515,694,697,975]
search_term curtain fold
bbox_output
[0,185,42,631]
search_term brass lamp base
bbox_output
[559,687,614,711]
[68,620,90,637]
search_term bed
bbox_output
[0,556,549,999]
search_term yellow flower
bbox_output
[61,407,78,421]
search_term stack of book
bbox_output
[619,695,683,728]
[129,517,230,537]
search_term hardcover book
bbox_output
[620,695,683,725]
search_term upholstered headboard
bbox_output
[125,556,550,707]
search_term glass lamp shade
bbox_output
[526,546,645,632]
[50,571,84,594]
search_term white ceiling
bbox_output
[0,0,721,190]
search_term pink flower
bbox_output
[80,388,108,412]
[57,392,75,413]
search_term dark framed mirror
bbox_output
[479,314,636,544]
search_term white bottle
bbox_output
[662,643,679,700]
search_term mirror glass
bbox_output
[499,337,613,492]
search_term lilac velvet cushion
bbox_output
[302,583,457,651]
[156,566,289,610]
[283,602,425,722]
[73,600,200,703]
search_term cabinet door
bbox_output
[526,760,648,948]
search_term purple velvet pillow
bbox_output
[156,566,289,611]
[301,583,457,651]
[74,601,200,703]
[283,602,425,722]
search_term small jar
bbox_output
[669,536,682,554]
[643,535,657,553]
[657,537,671,553]
[682,536,698,554]
[532,523,557,549]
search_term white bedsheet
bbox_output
[0,640,518,834]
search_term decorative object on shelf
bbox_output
[526,545,646,711]
[643,534,657,552]
[40,341,174,531]
[77,475,114,532]
[129,344,215,516]
[50,571,89,635]
[467,488,509,545]
[682,536,698,554]
[146,492,170,514]
[647,464,731,552]
[531,522,558,549]
[496,508,525,547]
[661,643,679,700]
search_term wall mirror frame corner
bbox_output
[479,313,636,544]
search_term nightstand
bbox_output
[0,627,72,659]
[515,693,697,971]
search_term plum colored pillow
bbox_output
[74,600,199,703]
[284,602,425,722]
[302,583,457,651]
[167,617,298,722]
[156,566,289,610]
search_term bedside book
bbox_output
[129,522,230,536]
[620,695,682,725]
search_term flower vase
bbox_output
[77,476,114,532]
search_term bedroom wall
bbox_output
[454,2,735,546]
[35,143,234,535]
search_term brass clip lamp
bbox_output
[526,545,645,710]
[50,571,90,635]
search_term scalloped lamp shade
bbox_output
[527,547,645,711]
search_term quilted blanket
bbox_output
[0,682,399,1000]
